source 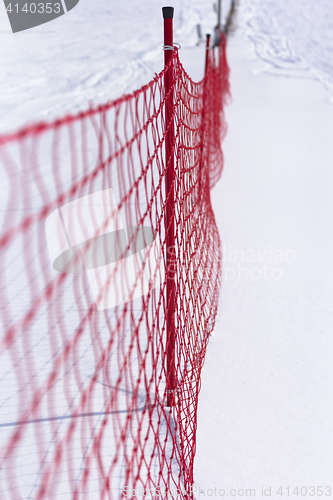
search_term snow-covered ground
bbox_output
[194,0,333,496]
[0,0,225,133]
[1,0,333,497]
[242,0,333,95]
[1,0,332,136]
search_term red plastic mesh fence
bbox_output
[0,36,230,500]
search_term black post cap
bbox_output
[162,6,174,19]
[206,34,211,38]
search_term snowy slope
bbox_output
[241,0,333,94]
[1,0,333,496]
[0,0,228,132]
[194,0,333,495]
[1,0,332,132]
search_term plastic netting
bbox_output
[0,36,230,500]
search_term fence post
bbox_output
[217,0,222,27]
[205,34,211,74]
[162,5,176,407]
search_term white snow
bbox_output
[1,0,333,497]
[194,1,333,496]
[0,0,225,133]
[243,0,333,94]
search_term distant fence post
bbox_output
[217,0,222,27]
[162,5,176,407]
[205,34,211,74]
